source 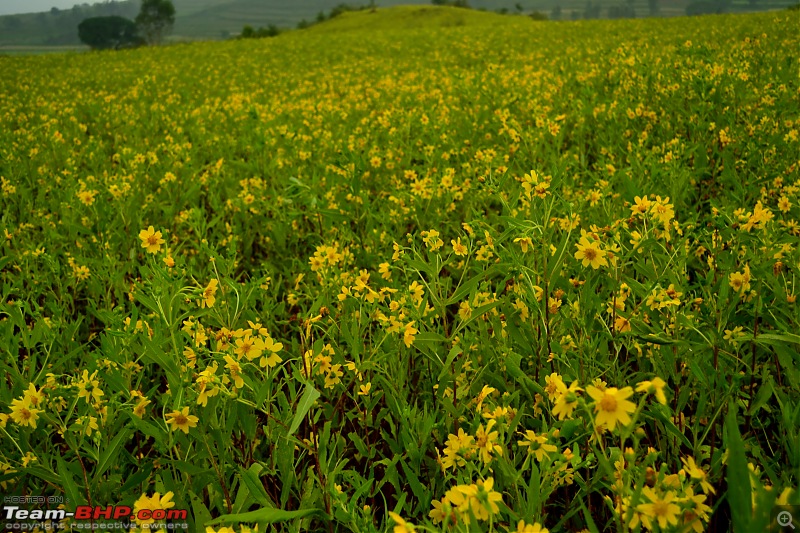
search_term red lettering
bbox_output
[166,509,188,520]
[152,509,166,520]
[94,506,114,519]
[137,509,152,520]
[113,507,131,519]
[74,506,92,520]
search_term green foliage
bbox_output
[135,0,176,45]
[432,0,471,7]
[1,7,799,533]
[77,16,142,50]
[238,24,280,38]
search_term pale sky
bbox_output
[0,0,103,16]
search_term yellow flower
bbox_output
[552,381,582,420]
[23,384,45,408]
[223,355,245,389]
[165,407,199,434]
[630,195,651,216]
[474,385,496,413]
[515,520,549,533]
[452,237,468,256]
[202,279,219,308]
[544,373,565,401]
[441,428,475,470]
[9,398,41,429]
[77,189,97,206]
[681,456,715,495]
[133,397,151,418]
[388,512,415,533]
[379,262,392,280]
[473,477,503,519]
[133,492,175,527]
[421,229,443,251]
[403,321,418,347]
[574,236,608,269]
[636,487,680,530]
[636,377,667,405]
[77,370,104,404]
[259,336,283,369]
[234,334,261,360]
[138,226,165,254]
[429,498,457,525]
[729,264,752,295]
[586,386,636,431]
[77,416,99,437]
[517,430,557,462]
[681,487,712,533]
[474,419,503,464]
[514,236,533,253]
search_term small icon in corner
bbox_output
[778,511,796,530]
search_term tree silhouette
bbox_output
[135,0,175,45]
[78,16,141,50]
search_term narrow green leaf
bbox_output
[240,464,274,508]
[206,507,321,525]
[189,490,213,530]
[725,403,751,532]
[93,428,131,482]
[436,344,463,382]
[55,457,86,507]
[289,382,320,436]
[399,459,428,510]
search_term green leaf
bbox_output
[755,332,800,346]
[725,402,751,532]
[55,457,86,507]
[648,406,692,448]
[189,490,213,530]
[444,265,500,305]
[436,344,463,382]
[93,428,131,482]
[747,377,774,416]
[399,459,428,511]
[580,500,601,533]
[348,431,370,459]
[120,462,154,493]
[128,413,164,444]
[288,382,320,436]
[205,507,322,525]
[240,464,275,508]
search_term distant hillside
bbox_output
[0,2,138,46]
[1,0,797,46]
[303,4,522,32]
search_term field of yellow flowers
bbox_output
[1,6,799,532]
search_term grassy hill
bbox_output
[1,0,797,46]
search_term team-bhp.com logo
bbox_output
[4,504,189,530]
[74,505,188,522]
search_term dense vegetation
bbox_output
[1,0,798,46]
[1,6,799,533]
